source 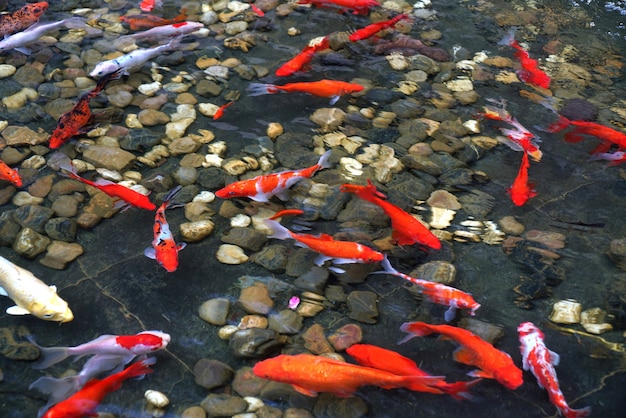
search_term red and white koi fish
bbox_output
[215,150,332,202]
[117,21,204,44]
[31,330,170,370]
[545,115,626,155]
[508,151,536,206]
[247,80,364,105]
[374,255,480,322]
[399,322,524,390]
[340,180,441,249]
[518,322,591,418]
[498,27,551,89]
[346,343,481,400]
[58,157,156,210]
[144,186,186,272]
[0,17,89,54]
[213,101,235,120]
[276,36,330,77]
[0,1,48,38]
[253,353,443,397]
[296,0,380,16]
[140,0,163,12]
[264,219,384,267]
[349,13,410,42]
[0,159,22,187]
[41,357,156,418]
[119,10,187,30]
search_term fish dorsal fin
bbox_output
[452,346,479,366]
[467,369,494,379]
[316,233,334,241]
[291,384,318,397]
[6,305,31,315]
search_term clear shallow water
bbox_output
[0,0,625,417]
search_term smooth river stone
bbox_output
[198,298,230,325]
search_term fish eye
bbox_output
[43,313,54,319]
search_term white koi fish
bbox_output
[0,255,73,323]
[117,21,204,44]
[0,17,89,54]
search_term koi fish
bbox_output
[116,21,204,44]
[144,186,186,272]
[296,0,380,16]
[58,157,156,211]
[247,80,364,105]
[269,209,305,220]
[119,11,187,31]
[0,17,88,54]
[0,159,23,187]
[275,36,330,77]
[349,13,410,42]
[340,180,441,249]
[545,115,626,154]
[0,255,73,323]
[0,1,48,38]
[213,101,235,120]
[264,219,384,267]
[215,150,332,202]
[31,330,170,369]
[253,353,444,397]
[250,3,265,17]
[399,322,524,390]
[498,27,551,89]
[49,69,124,149]
[374,255,480,321]
[346,343,481,400]
[518,322,591,418]
[140,0,163,12]
[588,150,626,165]
[41,357,156,418]
[508,151,536,206]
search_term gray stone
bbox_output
[198,298,230,326]
[228,328,282,358]
[250,244,289,273]
[221,227,268,252]
[200,393,247,417]
[346,291,379,324]
[44,217,77,242]
[293,266,329,293]
[268,309,304,334]
[0,211,20,246]
[285,248,317,278]
[12,204,54,233]
[81,145,136,172]
[193,358,234,390]
[12,228,51,259]
[51,195,79,217]
[313,393,368,418]
[231,366,268,397]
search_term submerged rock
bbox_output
[228,328,282,358]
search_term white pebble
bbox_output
[230,213,251,228]
[96,168,123,182]
[218,324,239,340]
[244,396,264,412]
[216,244,249,264]
[0,64,16,79]
[192,191,216,203]
[202,153,223,168]
[144,390,169,408]
[138,81,162,96]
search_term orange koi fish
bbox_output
[0,159,23,187]
[349,13,410,42]
[296,0,380,16]
[250,3,265,17]
[120,10,187,30]
[400,322,524,390]
[144,186,186,272]
[498,28,551,89]
[247,80,364,105]
[546,115,626,155]
[213,101,235,120]
[276,36,330,77]
[41,357,156,418]
[0,1,48,37]
[346,343,481,400]
[340,180,441,249]
[269,209,305,220]
[374,255,480,321]
[49,69,123,149]
[140,0,162,12]
[253,353,444,397]
[518,322,591,418]
[215,150,331,202]
[508,151,536,206]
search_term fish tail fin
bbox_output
[122,357,156,380]
[247,83,278,96]
[264,219,292,240]
[316,149,332,170]
[379,254,400,275]
[398,321,433,341]
[563,406,592,418]
[497,27,518,46]
[402,374,447,392]
[544,115,571,133]
[439,378,482,401]
[30,341,70,370]
[29,375,80,403]
[163,185,183,207]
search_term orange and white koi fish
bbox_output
[276,36,330,77]
[119,10,187,30]
[349,13,410,42]
[518,322,591,418]
[0,159,23,187]
[498,28,551,89]
[399,322,524,390]
[213,101,235,120]
[346,343,481,400]
[215,150,332,202]
[508,151,536,206]
[31,330,170,370]
[0,1,48,37]
[247,80,364,105]
[144,186,186,272]
[41,357,156,418]
[140,0,163,12]
[340,180,441,249]
[374,255,480,321]
[58,157,156,211]
[253,353,444,397]
[546,114,626,155]
[296,0,380,16]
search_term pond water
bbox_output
[0,0,625,417]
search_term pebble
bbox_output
[346,291,379,324]
[499,216,525,236]
[39,241,84,270]
[217,243,249,265]
[138,109,170,126]
[268,309,304,334]
[221,227,267,251]
[228,328,282,358]
[411,261,456,285]
[327,324,363,351]
[13,228,51,259]
[145,390,169,408]
[200,394,248,417]
[218,325,240,340]
[180,220,214,242]
[238,282,274,314]
[312,393,368,418]
[302,323,333,354]
[239,315,269,330]
[81,145,136,172]
[250,244,289,273]
[181,406,206,418]
[194,358,234,390]
[12,191,44,206]
[549,299,582,324]
[231,366,269,397]
[198,298,230,325]
[0,64,16,78]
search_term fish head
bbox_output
[90,62,119,78]
[156,248,180,273]
[30,298,74,323]
[517,322,542,338]
[495,364,524,390]
[28,2,49,18]
[253,355,287,381]
[140,330,171,348]
[343,83,364,95]
[215,182,257,199]
[2,167,23,187]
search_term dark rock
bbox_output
[12,205,55,234]
[268,309,304,334]
[389,98,425,119]
[0,211,20,246]
[119,129,163,152]
[251,244,290,273]
[458,189,496,218]
[367,127,400,144]
[294,266,329,293]
[560,98,598,121]
[438,168,475,186]
[228,328,282,358]
[0,186,16,206]
[386,173,433,206]
[332,263,378,285]
[401,154,443,176]
[259,381,317,410]
[285,248,317,278]
[232,366,268,397]
[200,393,248,417]
[221,227,268,251]
[196,79,222,97]
[196,167,226,190]
[364,88,404,104]
[256,405,284,418]
[193,358,234,390]
[313,393,368,418]
[325,285,347,304]
[301,323,333,354]
[346,291,379,324]
[12,228,51,259]
[0,326,40,360]
[337,198,388,227]
[44,217,77,242]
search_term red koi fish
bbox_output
[508,151,536,206]
[349,13,410,42]
[49,69,123,149]
[41,357,156,418]
[0,159,23,187]
[296,0,380,16]
[399,322,524,390]
[120,10,187,30]
[269,209,305,220]
[140,0,163,12]
[374,255,480,321]
[247,80,364,105]
[546,115,626,154]
[215,150,331,202]
[0,1,48,37]
[276,36,330,77]
[340,180,441,249]
[58,158,156,211]
[498,28,550,89]
[250,3,265,17]
[253,353,444,397]
[30,330,170,370]
[518,322,591,418]
[346,344,481,400]
[264,219,384,268]
[144,186,186,272]
[213,101,235,120]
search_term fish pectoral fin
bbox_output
[144,247,157,259]
[313,254,332,266]
[467,369,494,379]
[327,266,346,274]
[0,286,8,297]
[329,96,340,105]
[6,305,32,316]
[177,242,187,252]
[15,47,32,55]
[291,384,318,397]
[548,350,560,366]
[452,347,479,366]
